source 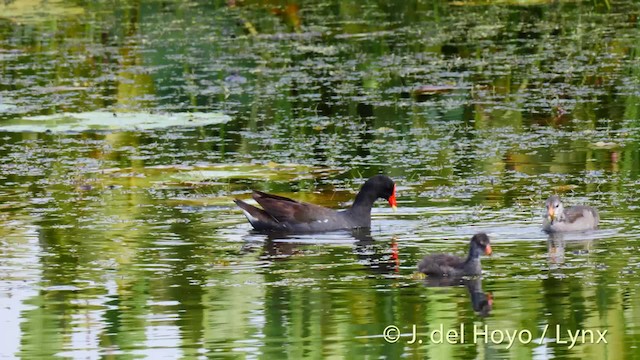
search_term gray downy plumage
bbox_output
[542,195,599,232]
[417,233,492,277]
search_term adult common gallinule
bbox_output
[234,175,397,233]
[542,195,599,232]
[417,233,492,277]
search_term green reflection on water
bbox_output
[1,0,640,359]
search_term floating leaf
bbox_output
[376,127,395,134]
[591,141,619,149]
[0,111,231,133]
[0,1,84,23]
[551,184,578,192]
[93,163,341,188]
[412,85,460,96]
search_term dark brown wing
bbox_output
[252,190,339,223]
[234,198,280,230]
[417,253,465,276]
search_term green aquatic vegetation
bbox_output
[0,0,640,359]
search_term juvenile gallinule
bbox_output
[542,195,599,232]
[234,175,397,233]
[417,233,492,277]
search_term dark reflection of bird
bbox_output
[351,229,400,274]
[234,175,397,233]
[543,195,599,232]
[238,228,401,274]
[422,277,493,317]
[417,233,492,277]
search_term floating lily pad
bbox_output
[0,0,84,24]
[412,85,460,95]
[0,111,231,133]
[93,163,341,188]
[551,184,578,192]
[450,0,556,5]
[590,141,619,149]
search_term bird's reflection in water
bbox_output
[547,232,596,265]
[238,228,400,273]
[351,228,400,274]
[422,277,493,317]
[547,233,566,264]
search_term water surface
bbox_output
[1,0,640,359]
